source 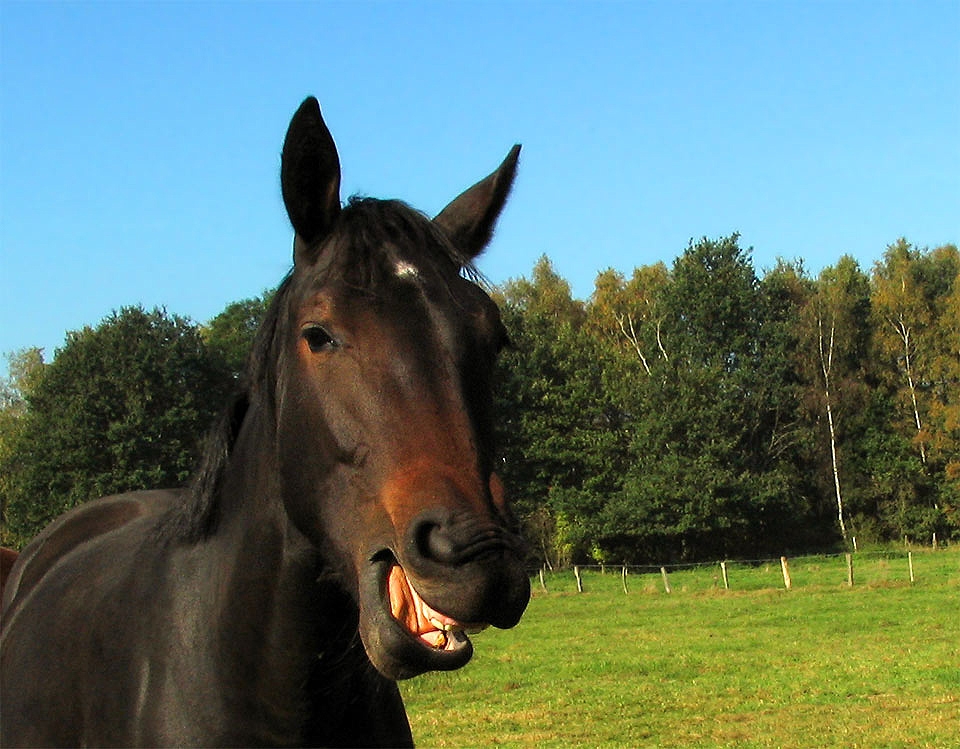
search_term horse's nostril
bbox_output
[420,523,457,564]
[407,509,523,571]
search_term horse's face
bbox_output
[274,98,529,680]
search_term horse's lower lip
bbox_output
[356,554,475,680]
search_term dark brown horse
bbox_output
[0,98,529,747]
[0,548,17,600]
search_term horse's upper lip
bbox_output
[386,560,489,649]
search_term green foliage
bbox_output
[0,348,46,546]
[494,257,622,566]
[3,307,232,543]
[665,234,761,368]
[869,240,960,538]
[592,238,819,561]
[201,291,274,379]
[495,238,957,565]
[2,238,956,559]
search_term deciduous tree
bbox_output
[201,292,274,379]
[798,257,873,543]
[4,307,231,542]
[0,348,46,547]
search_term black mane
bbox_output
[164,198,480,543]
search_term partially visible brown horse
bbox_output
[0,548,16,601]
[0,97,529,747]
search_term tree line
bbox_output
[2,237,958,565]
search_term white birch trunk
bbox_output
[614,310,668,373]
[889,314,927,464]
[616,313,651,375]
[819,312,848,542]
[655,320,670,363]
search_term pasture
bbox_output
[402,548,959,747]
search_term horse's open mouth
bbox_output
[386,562,488,652]
[357,554,485,679]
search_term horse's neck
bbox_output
[199,411,373,739]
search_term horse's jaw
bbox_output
[356,554,476,680]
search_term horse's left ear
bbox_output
[281,97,342,265]
[433,145,520,260]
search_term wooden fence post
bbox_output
[908,551,915,584]
[539,566,547,592]
[933,532,938,550]
[846,552,854,587]
[720,561,729,590]
[780,556,792,589]
[574,565,583,593]
[621,565,628,594]
[660,566,672,594]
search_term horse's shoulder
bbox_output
[1,490,181,614]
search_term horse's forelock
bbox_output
[334,198,481,288]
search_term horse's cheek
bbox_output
[275,387,378,565]
[275,405,336,544]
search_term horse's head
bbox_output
[272,98,529,680]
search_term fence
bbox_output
[532,546,959,595]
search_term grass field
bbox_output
[401,548,959,747]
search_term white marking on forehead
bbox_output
[395,260,420,280]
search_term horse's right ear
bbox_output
[281,97,341,264]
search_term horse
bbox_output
[0,548,17,600]
[0,97,529,747]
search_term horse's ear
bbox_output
[433,145,520,260]
[281,97,341,264]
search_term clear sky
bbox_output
[2,1,957,360]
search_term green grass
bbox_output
[401,548,960,747]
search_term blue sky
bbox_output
[2,1,957,360]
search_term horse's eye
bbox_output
[302,325,335,353]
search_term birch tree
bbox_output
[800,257,871,543]
[871,239,934,464]
[608,235,811,562]
[930,274,960,516]
[873,242,960,469]
[588,263,670,375]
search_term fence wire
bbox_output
[531,547,959,595]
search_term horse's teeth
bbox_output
[426,616,488,635]
[429,617,458,632]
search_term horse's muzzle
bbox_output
[401,508,529,629]
[355,509,529,681]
